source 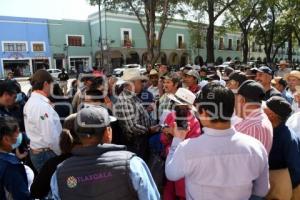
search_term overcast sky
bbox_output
[0,0,224,26]
[0,0,98,20]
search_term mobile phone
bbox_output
[175,105,189,130]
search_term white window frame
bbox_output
[1,41,28,52]
[31,41,46,52]
[65,34,85,46]
[120,28,132,42]
[176,34,184,48]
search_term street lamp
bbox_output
[64,44,69,72]
[98,0,104,69]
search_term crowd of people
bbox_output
[0,60,300,200]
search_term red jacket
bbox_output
[161,111,201,199]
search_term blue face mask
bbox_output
[12,133,23,149]
[15,93,23,103]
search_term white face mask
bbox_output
[231,89,238,94]
[11,133,23,149]
[15,93,23,103]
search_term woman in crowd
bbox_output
[160,88,201,200]
[0,116,31,199]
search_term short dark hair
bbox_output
[85,89,105,103]
[0,81,17,96]
[31,70,53,91]
[229,72,247,86]
[0,116,19,141]
[278,78,287,88]
[195,83,234,122]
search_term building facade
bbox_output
[0,16,51,78]
[1,11,299,78]
[48,19,92,72]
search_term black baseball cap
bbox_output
[266,96,292,121]
[237,80,265,103]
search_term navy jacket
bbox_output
[269,123,300,188]
[0,152,30,199]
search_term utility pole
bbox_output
[98,0,104,69]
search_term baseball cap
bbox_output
[252,66,273,76]
[75,106,116,135]
[185,69,200,80]
[161,72,180,83]
[266,96,292,121]
[237,80,265,102]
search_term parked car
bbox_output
[47,69,62,79]
[113,64,146,77]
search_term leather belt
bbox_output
[30,148,51,154]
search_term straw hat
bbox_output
[167,88,196,105]
[278,60,289,66]
[285,70,300,80]
[122,68,148,81]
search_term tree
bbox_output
[89,0,187,66]
[224,0,261,63]
[188,13,205,65]
[251,0,283,63]
[190,0,237,63]
[279,0,300,62]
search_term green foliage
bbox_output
[88,0,188,65]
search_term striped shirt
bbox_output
[235,109,273,154]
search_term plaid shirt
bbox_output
[114,89,151,139]
[158,93,174,116]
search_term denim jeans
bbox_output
[30,150,56,172]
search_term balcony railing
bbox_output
[121,40,135,48]
[177,42,186,49]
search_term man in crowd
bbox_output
[165,83,269,200]
[0,81,17,117]
[235,80,273,153]
[285,71,300,112]
[271,77,293,104]
[226,71,247,93]
[275,60,291,78]
[254,66,282,100]
[51,106,160,200]
[114,68,155,160]
[199,67,208,81]
[158,64,169,77]
[24,69,62,172]
[184,69,200,93]
[264,96,300,199]
[147,69,159,99]
[158,73,180,119]
[58,68,69,95]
